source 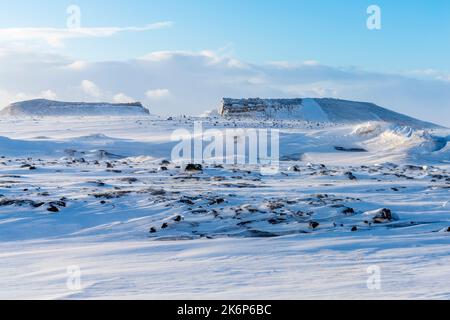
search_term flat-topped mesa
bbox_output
[219,97,440,128]
[0,99,150,117]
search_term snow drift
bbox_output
[0,99,150,117]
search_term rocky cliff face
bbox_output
[220,98,304,117]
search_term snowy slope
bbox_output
[315,98,439,128]
[220,98,440,129]
[0,99,150,117]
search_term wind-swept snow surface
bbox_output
[0,115,449,299]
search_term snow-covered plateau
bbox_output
[0,99,449,299]
[0,99,150,117]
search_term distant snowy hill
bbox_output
[220,98,441,128]
[0,99,150,117]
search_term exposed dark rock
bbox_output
[184,164,203,172]
[47,206,59,213]
[334,146,368,152]
[149,189,166,196]
[0,199,45,208]
[191,209,208,214]
[33,202,45,208]
[268,218,285,225]
[372,208,398,223]
[179,198,195,205]
[49,200,66,207]
[288,165,301,172]
[92,190,132,199]
[241,204,259,213]
[244,230,278,238]
[209,198,225,205]
[120,177,139,184]
[379,208,393,220]
[87,180,106,187]
[222,182,261,188]
[345,172,357,180]
[266,201,284,211]
[404,165,424,171]
[309,221,320,229]
[342,207,355,215]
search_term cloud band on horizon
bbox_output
[0,21,174,47]
[0,48,450,127]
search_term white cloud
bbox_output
[406,69,450,82]
[141,50,210,62]
[227,58,250,69]
[65,60,89,70]
[268,60,320,69]
[139,49,247,69]
[81,80,101,98]
[280,83,338,97]
[146,89,171,99]
[40,89,58,100]
[0,89,57,108]
[0,22,173,47]
[113,93,135,103]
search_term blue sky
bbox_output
[0,0,450,125]
[1,0,449,71]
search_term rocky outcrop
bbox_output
[220,98,304,118]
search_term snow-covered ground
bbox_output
[0,115,449,299]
